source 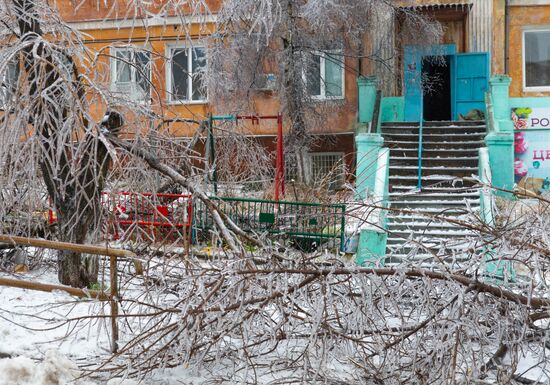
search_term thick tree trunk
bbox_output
[14,0,117,287]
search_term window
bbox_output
[110,48,151,102]
[167,46,207,103]
[285,152,346,190]
[0,61,19,108]
[306,51,345,99]
[524,30,550,90]
[310,152,346,190]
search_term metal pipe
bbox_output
[417,91,424,190]
[504,0,510,74]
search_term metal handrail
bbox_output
[485,91,496,133]
[370,90,383,134]
[417,91,424,190]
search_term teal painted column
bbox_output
[486,75,514,197]
[355,133,384,200]
[357,76,378,133]
[486,132,514,197]
[356,229,387,267]
[490,75,514,132]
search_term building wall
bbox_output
[507,3,550,97]
[468,0,493,53]
[55,0,358,138]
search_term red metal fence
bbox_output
[49,192,193,247]
[101,192,193,246]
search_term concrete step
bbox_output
[386,220,475,230]
[389,165,478,173]
[384,252,474,266]
[385,140,485,147]
[389,156,478,168]
[381,120,485,127]
[389,174,478,184]
[386,237,478,250]
[390,149,480,157]
[386,212,480,222]
[382,132,486,139]
[423,120,485,127]
[390,199,480,207]
[387,205,479,215]
[389,191,480,199]
[386,227,477,238]
[390,184,480,192]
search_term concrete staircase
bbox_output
[381,120,486,265]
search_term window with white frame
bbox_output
[110,47,151,102]
[167,46,207,103]
[0,61,19,109]
[305,51,345,99]
[524,30,550,90]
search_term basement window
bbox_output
[286,152,346,190]
[523,30,550,91]
[310,152,346,190]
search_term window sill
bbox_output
[523,86,550,93]
[309,96,346,102]
[167,100,209,106]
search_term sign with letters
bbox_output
[513,107,550,194]
[512,107,550,129]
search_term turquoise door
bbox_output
[452,52,490,119]
[404,44,456,121]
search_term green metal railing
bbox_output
[194,197,346,249]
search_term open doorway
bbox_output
[422,55,451,121]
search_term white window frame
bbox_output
[110,46,152,103]
[165,44,207,105]
[306,50,346,101]
[522,27,550,92]
[0,60,19,110]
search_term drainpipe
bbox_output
[504,0,509,74]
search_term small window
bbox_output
[0,61,19,109]
[167,46,207,103]
[110,48,151,102]
[310,152,346,190]
[305,51,345,99]
[285,152,346,190]
[524,30,550,90]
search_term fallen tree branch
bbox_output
[234,267,550,309]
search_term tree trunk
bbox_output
[14,0,118,287]
[282,0,310,185]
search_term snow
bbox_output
[0,255,548,384]
[0,350,92,385]
[0,263,210,385]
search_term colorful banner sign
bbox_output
[513,107,550,194]
[512,107,550,129]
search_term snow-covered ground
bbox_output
[1,258,549,385]
[0,266,205,385]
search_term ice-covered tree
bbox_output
[208,0,442,183]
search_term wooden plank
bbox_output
[0,234,136,258]
[0,276,110,300]
[110,255,119,353]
